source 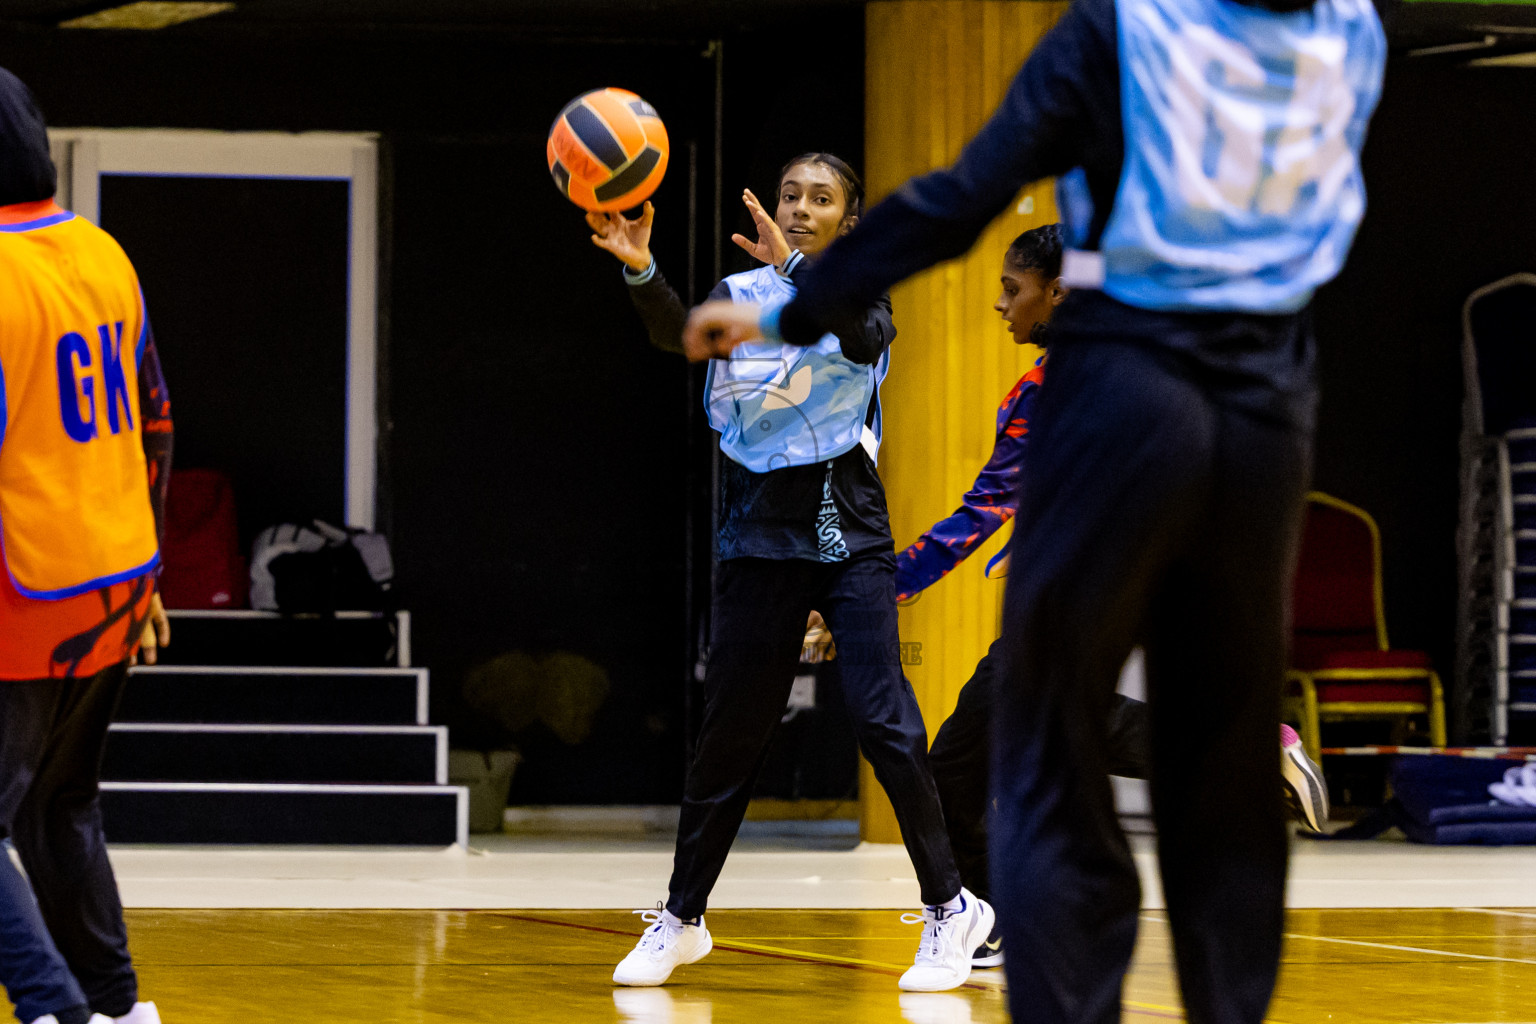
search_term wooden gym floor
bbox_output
[49,906,1536,1023]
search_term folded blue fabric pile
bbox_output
[1314,754,1536,845]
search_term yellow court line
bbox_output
[715,938,910,973]
[1285,931,1536,967]
[1120,998,1291,1024]
[721,939,921,945]
[712,938,997,993]
[1125,1000,1185,1015]
[720,944,1288,1020]
[1306,935,1536,939]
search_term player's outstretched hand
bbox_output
[586,201,654,273]
[730,189,792,269]
[683,300,764,362]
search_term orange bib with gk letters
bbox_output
[0,200,159,599]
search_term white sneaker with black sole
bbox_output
[898,888,995,992]
[1280,723,1329,833]
[613,907,713,986]
[970,922,1004,968]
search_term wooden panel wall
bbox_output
[861,0,1069,843]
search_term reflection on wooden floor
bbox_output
[73,908,1536,1022]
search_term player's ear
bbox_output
[1049,276,1069,306]
[838,214,858,237]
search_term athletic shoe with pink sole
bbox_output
[1281,723,1329,832]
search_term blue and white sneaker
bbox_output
[899,888,995,991]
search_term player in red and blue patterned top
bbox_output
[894,226,1062,602]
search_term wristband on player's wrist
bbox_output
[623,257,657,284]
[775,249,805,279]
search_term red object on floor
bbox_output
[158,468,247,609]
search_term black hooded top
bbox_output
[0,66,56,207]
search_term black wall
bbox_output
[0,14,865,801]
[5,13,1523,791]
[100,174,351,541]
[1312,60,1536,737]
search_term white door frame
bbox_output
[47,129,380,531]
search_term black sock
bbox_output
[54,1006,93,1024]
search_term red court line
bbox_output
[491,911,990,990]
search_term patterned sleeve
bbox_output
[893,367,1044,601]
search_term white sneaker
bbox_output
[898,888,995,992]
[612,907,713,986]
[112,1005,159,1024]
[30,1017,111,1024]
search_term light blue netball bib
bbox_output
[706,265,888,473]
[1059,0,1385,313]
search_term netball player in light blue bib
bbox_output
[587,154,992,993]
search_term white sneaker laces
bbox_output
[633,907,681,958]
[902,905,959,966]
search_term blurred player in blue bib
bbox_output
[684,0,1387,1018]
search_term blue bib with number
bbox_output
[706,264,887,473]
[1061,0,1385,313]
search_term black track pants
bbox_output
[667,555,962,918]
[989,329,1312,1024]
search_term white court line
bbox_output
[1462,908,1536,921]
[1284,931,1536,967]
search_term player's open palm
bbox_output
[731,189,792,269]
[587,201,654,273]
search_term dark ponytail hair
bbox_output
[777,152,864,220]
[1004,223,1064,279]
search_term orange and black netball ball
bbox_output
[547,87,669,213]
